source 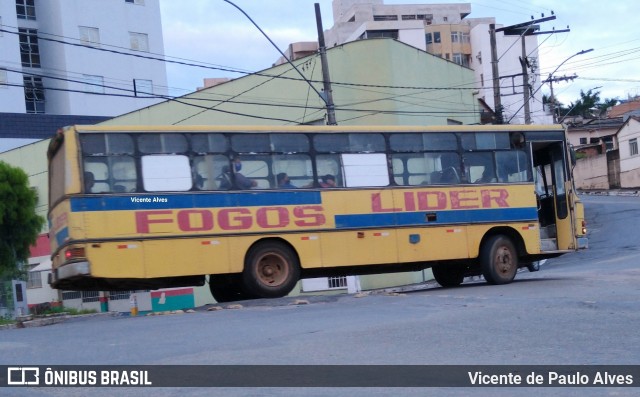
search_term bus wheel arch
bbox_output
[479,228,522,285]
[242,238,301,298]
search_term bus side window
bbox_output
[315,155,342,187]
[193,155,229,190]
[272,154,313,189]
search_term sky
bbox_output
[159,0,640,106]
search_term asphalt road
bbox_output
[2,194,639,397]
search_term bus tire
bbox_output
[242,241,300,298]
[432,264,464,287]
[209,275,252,303]
[480,235,518,285]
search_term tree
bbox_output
[557,89,619,119]
[0,161,45,278]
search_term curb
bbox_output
[0,312,121,331]
[579,190,640,197]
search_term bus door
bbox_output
[532,141,575,251]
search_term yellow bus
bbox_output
[47,125,587,302]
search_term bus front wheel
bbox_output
[432,264,465,287]
[480,235,518,285]
[242,241,300,298]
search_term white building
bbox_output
[324,0,551,125]
[0,0,167,117]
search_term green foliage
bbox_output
[0,161,45,275]
[38,306,97,316]
[557,89,619,118]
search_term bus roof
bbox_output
[66,124,565,135]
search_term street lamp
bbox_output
[506,48,594,124]
[547,48,594,123]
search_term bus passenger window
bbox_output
[193,155,229,190]
[315,155,342,187]
[496,151,530,182]
[463,152,496,184]
[272,154,313,189]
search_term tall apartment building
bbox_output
[0,0,167,117]
[324,0,551,124]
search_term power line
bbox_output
[0,26,486,92]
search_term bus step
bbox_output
[540,238,558,251]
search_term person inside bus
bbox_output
[218,157,258,189]
[319,174,337,188]
[84,171,95,193]
[475,166,497,184]
[277,172,297,189]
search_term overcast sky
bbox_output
[159,0,640,106]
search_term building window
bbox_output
[23,75,45,113]
[461,32,470,43]
[129,32,149,51]
[79,26,100,47]
[134,79,153,95]
[125,0,145,4]
[16,0,36,20]
[402,15,416,20]
[630,138,638,156]
[443,16,448,22]
[328,276,348,289]
[83,74,105,94]
[27,267,42,289]
[579,138,587,145]
[433,31,441,43]
[373,15,398,21]
[19,28,40,68]
[451,31,460,43]
[453,53,463,65]
[425,33,432,44]
[364,30,398,40]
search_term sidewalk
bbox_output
[578,189,640,197]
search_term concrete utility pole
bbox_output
[489,24,503,124]
[548,74,577,123]
[521,35,531,124]
[495,15,568,124]
[315,3,337,125]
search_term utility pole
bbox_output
[548,74,577,123]
[315,3,337,125]
[495,15,569,124]
[489,24,503,124]
[520,35,531,124]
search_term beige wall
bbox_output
[105,39,479,127]
[574,154,609,190]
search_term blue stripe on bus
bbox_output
[334,207,538,229]
[70,191,322,212]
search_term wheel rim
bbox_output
[256,253,289,286]
[494,245,514,276]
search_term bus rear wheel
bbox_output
[480,235,518,285]
[432,264,465,288]
[209,275,252,303]
[242,241,300,298]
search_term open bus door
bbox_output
[532,141,578,252]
